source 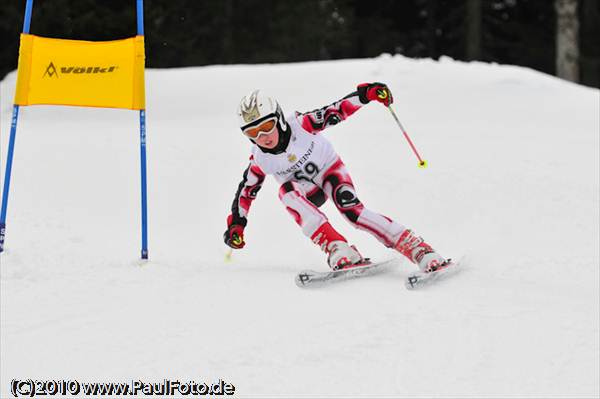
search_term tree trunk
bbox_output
[555,0,579,82]
[466,0,482,61]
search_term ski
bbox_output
[295,259,397,288]
[404,260,461,290]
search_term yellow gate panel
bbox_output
[14,34,145,110]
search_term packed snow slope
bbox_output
[1,55,599,398]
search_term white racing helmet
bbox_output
[237,90,287,136]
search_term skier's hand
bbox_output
[224,215,246,249]
[224,225,245,249]
[357,82,393,106]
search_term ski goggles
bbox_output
[242,118,277,139]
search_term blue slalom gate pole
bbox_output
[23,0,34,33]
[1,0,34,253]
[139,111,148,260]
[137,0,148,259]
[0,107,21,253]
[137,0,144,35]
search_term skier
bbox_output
[224,83,448,272]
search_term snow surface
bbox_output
[1,55,599,398]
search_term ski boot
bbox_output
[327,241,365,270]
[311,222,365,270]
[395,229,448,273]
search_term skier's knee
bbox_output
[332,183,361,209]
[332,183,363,224]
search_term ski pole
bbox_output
[383,100,428,168]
